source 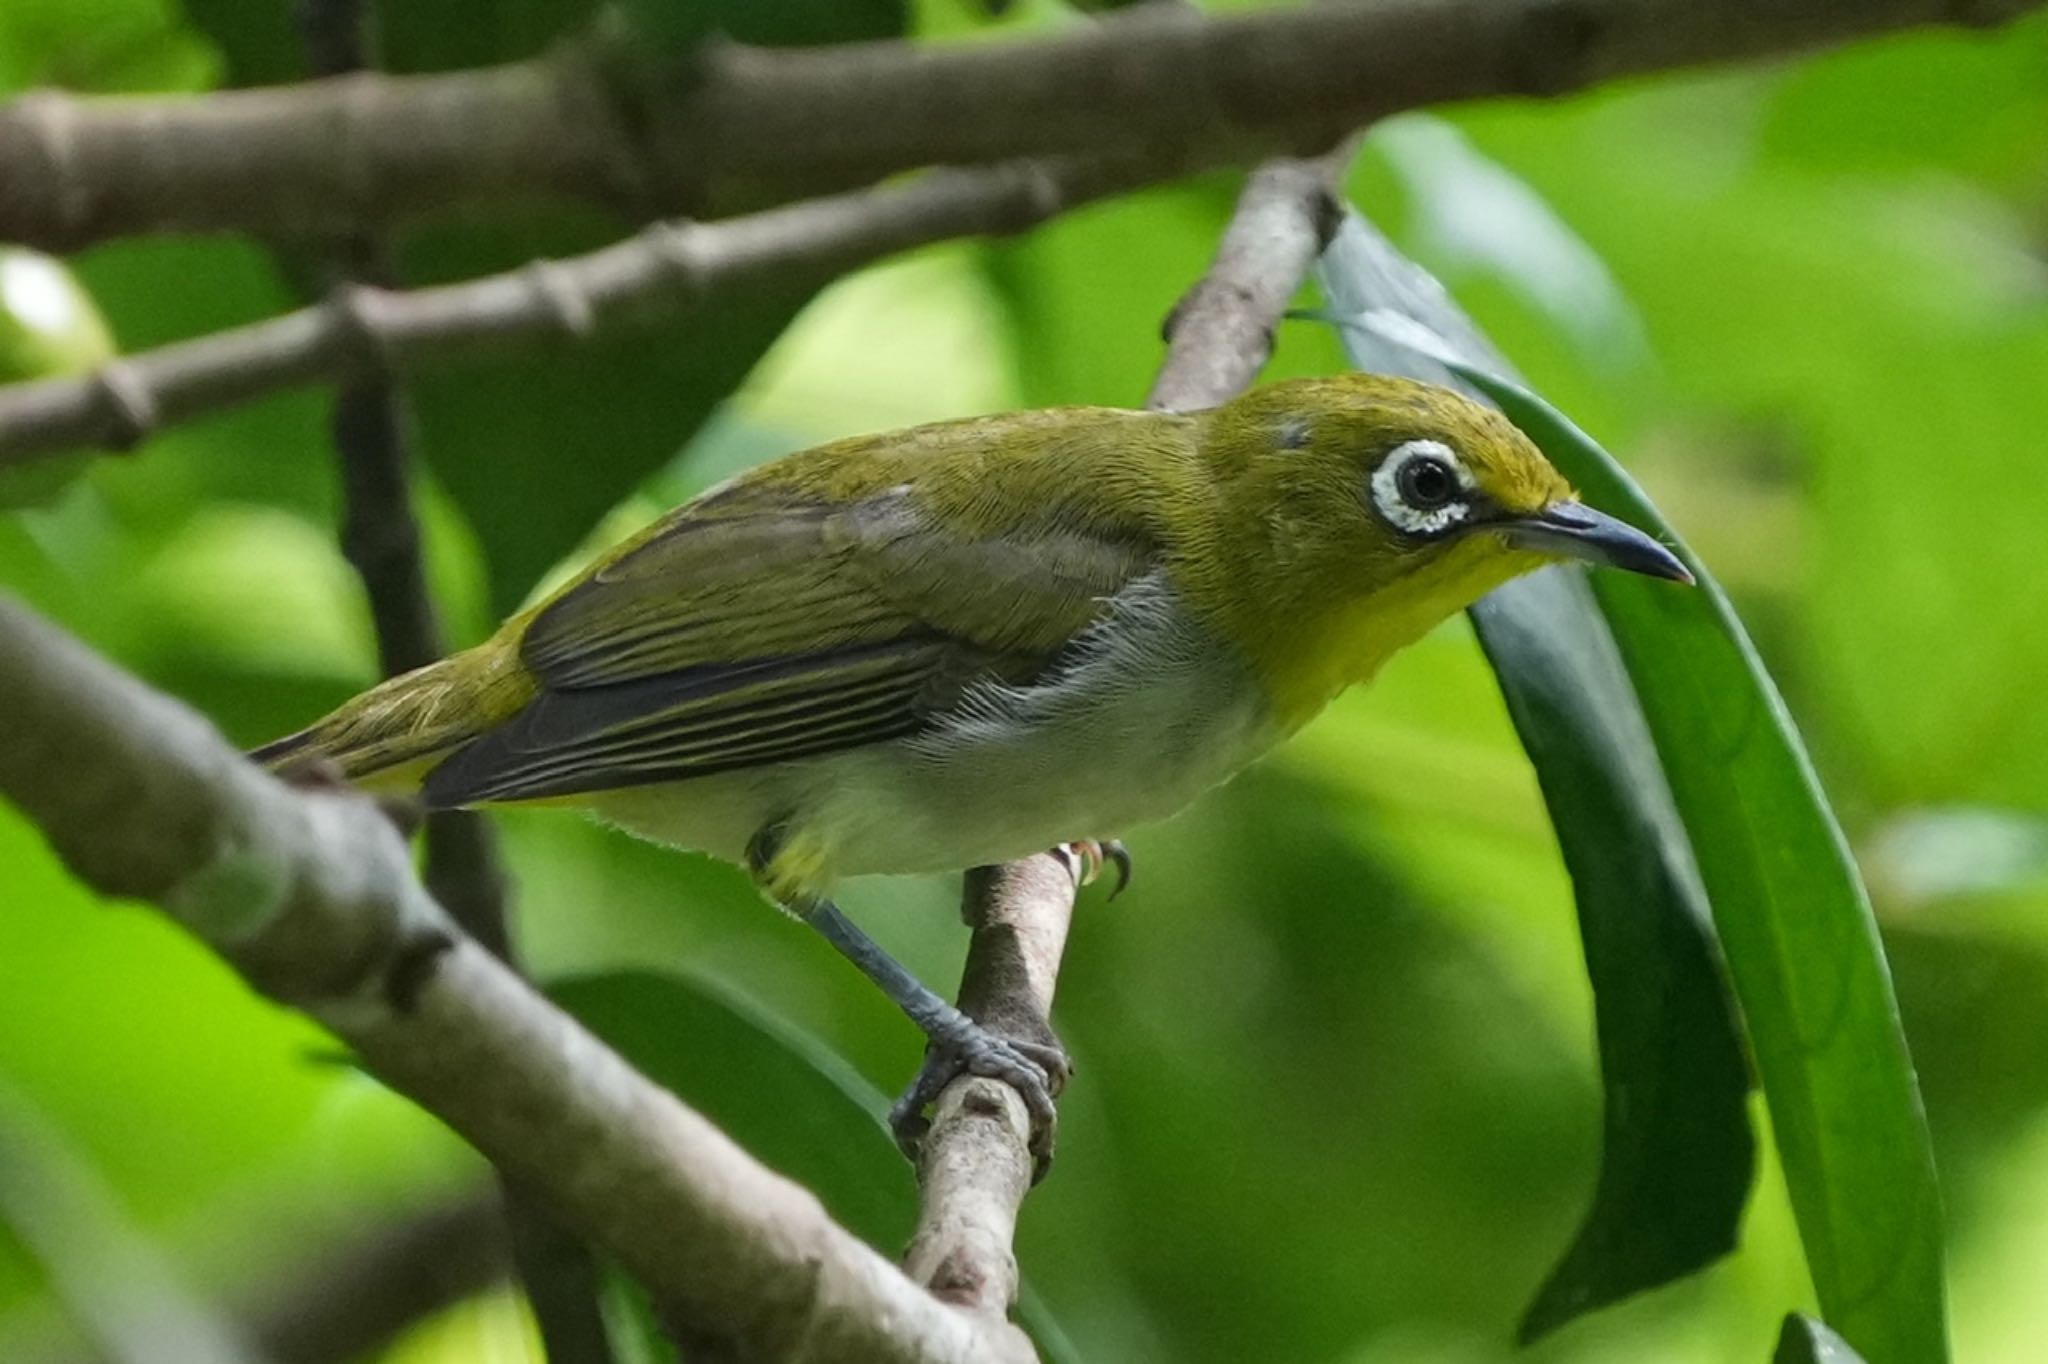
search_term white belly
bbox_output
[586,575,1280,883]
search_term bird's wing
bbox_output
[421,482,1154,806]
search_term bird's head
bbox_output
[1194,374,1690,719]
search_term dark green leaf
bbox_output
[1335,272,1946,1363]
[174,0,298,85]
[1777,1313,1871,1364]
[400,225,815,614]
[1317,215,1755,1342]
[1476,572,1754,1342]
[550,968,913,1247]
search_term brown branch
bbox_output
[902,148,1351,1323]
[0,155,1159,466]
[0,594,1035,1364]
[1148,149,1353,412]
[0,0,2037,251]
[905,858,1079,1320]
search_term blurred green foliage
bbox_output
[0,246,115,508]
[3,2,2047,1363]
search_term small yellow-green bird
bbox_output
[257,374,1687,1149]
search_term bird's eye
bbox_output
[1397,455,1456,509]
[1369,439,1473,538]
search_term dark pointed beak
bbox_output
[1501,502,1694,584]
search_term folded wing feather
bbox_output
[422,485,1154,806]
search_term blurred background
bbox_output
[3,1,2047,1361]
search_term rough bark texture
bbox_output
[0,0,2035,250]
[0,157,1159,463]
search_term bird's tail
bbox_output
[250,644,535,797]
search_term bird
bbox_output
[254,373,1690,1157]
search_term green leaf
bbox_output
[0,1078,262,1364]
[1327,256,1946,1362]
[1777,1313,1871,1364]
[986,175,1347,411]
[597,1261,681,1364]
[549,968,913,1247]
[1317,217,1754,1342]
[0,0,216,94]
[1461,366,1944,1364]
[1475,572,1754,1342]
[399,231,814,614]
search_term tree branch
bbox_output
[0,155,1159,465]
[0,594,1035,1364]
[1147,149,1353,413]
[905,858,1079,1320]
[0,0,2036,252]
[902,146,1351,1325]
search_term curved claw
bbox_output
[889,1013,1070,1181]
[1060,839,1133,900]
[1101,839,1132,900]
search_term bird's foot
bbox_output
[1058,838,1132,899]
[888,1007,1071,1180]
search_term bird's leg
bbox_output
[795,897,1069,1164]
[747,822,1073,1169]
[889,838,1130,1168]
[1058,838,1133,899]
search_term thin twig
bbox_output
[0,155,1159,465]
[903,148,1354,1320]
[904,859,1078,1320]
[0,595,1036,1364]
[0,0,2036,250]
[1148,148,1354,412]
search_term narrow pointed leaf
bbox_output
[1473,570,1754,1343]
[550,968,915,1247]
[1777,1313,1871,1364]
[1317,213,1945,1362]
[1318,216,1754,1341]
[1455,358,1947,1364]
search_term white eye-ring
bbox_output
[1370,439,1475,537]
